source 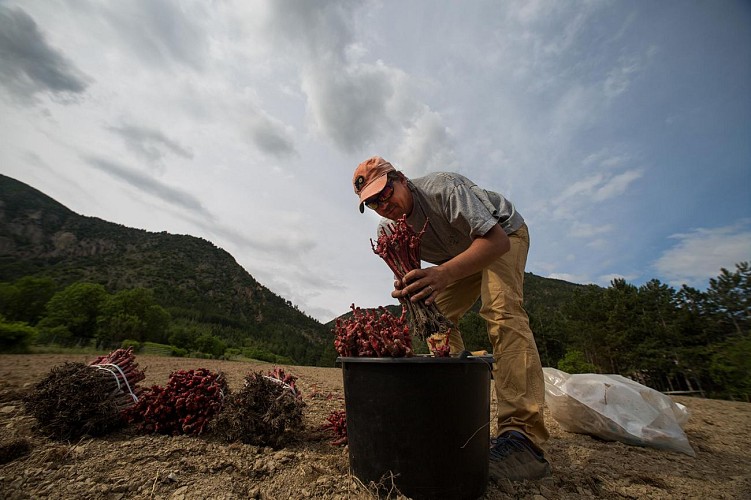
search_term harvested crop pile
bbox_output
[333,304,412,357]
[124,368,227,436]
[267,367,301,398]
[371,215,452,355]
[23,348,145,440]
[24,362,129,439]
[321,409,347,446]
[210,370,305,448]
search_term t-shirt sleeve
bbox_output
[445,183,498,238]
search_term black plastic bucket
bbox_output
[339,355,493,500]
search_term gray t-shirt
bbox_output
[377,172,525,265]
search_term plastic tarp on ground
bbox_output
[543,367,695,456]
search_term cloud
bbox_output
[555,168,643,207]
[83,157,314,257]
[546,83,602,144]
[583,150,631,170]
[93,0,209,71]
[653,221,751,288]
[557,173,606,202]
[246,111,298,159]
[263,0,352,61]
[0,5,90,102]
[107,123,193,164]
[302,56,458,163]
[83,156,320,294]
[592,169,643,202]
[302,60,401,152]
[587,239,613,252]
[395,108,457,175]
[260,1,454,158]
[571,222,613,238]
[188,211,316,258]
[603,54,644,99]
[85,155,207,214]
[263,0,393,151]
[498,1,604,91]
[547,272,593,284]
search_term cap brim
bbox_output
[356,174,389,213]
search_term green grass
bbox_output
[25,343,283,365]
[29,344,106,356]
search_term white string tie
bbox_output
[93,363,139,402]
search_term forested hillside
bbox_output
[0,174,329,365]
[453,265,750,401]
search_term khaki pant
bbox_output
[433,224,549,447]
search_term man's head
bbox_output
[352,156,413,219]
[352,156,395,213]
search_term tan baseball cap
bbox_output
[352,156,395,213]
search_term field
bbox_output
[1,354,750,499]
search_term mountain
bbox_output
[0,174,331,365]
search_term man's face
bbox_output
[372,176,412,220]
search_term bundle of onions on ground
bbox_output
[371,215,453,356]
[123,368,227,436]
[210,368,305,448]
[24,347,145,440]
[333,304,413,357]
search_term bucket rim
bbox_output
[336,354,494,365]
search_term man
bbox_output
[353,156,551,482]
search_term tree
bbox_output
[709,335,751,400]
[0,315,37,353]
[168,323,199,350]
[97,288,171,346]
[0,276,57,325]
[601,278,640,373]
[37,283,108,346]
[559,284,609,371]
[194,332,226,358]
[528,307,566,368]
[458,311,491,352]
[557,349,598,374]
[704,262,750,337]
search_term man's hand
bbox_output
[391,224,511,305]
[393,266,450,305]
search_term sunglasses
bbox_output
[364,179,395,210]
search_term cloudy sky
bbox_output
[1,0,749,323]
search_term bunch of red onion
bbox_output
[210,370,305,447]
[265,367,301,398]
[24,348,145,440]
[371,215,452,355]
[89,347,146,405]
[333,304,412,357]
[123,368,227,436]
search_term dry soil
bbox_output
[0,354,749,499]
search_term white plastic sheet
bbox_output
[543,367,695,456]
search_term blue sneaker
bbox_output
[489,431,552,482]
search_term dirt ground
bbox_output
[0,354,749,500]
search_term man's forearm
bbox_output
[437,224,510,283]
